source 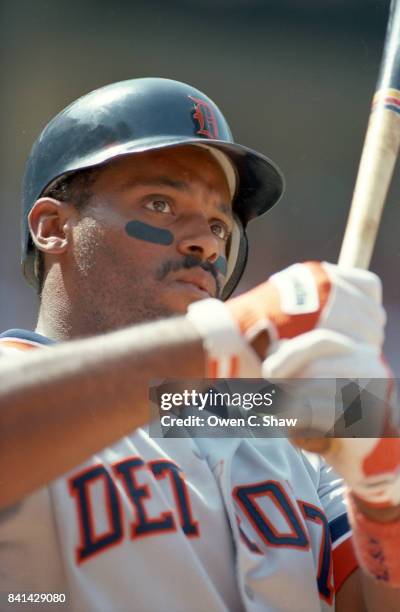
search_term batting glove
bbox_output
[264,329,400,587]
[187,261,385,377]
[262,328,399,505]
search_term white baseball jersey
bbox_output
[0,330,357,612]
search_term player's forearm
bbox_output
[354,497,400,610]
[334,500,400,611]
[0,317,205,509]
[353,497,400,523]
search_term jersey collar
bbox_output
[0,329,55,346]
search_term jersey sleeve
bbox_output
[0,339,40,355]
[315,455,359,593]
[0,345,18,360]
[0,345,9,357]
[0,346,26,360]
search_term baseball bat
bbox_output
[294,2,400,455]
[338,0,400,269]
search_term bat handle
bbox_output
[338,103,400,270]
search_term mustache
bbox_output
[156,255,222,297]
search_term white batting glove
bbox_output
[187,261,385,377]
[228,261,385,347]
[262,326,400,508]
[269,334,400,589]
[186,298,262,377]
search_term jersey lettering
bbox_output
[69,455,200,564]
[233,479,309,549]
[149,459,200,537]
[234,479,335,603]
[114,457,176,538]
[299,501,334,605]
[69,466,123,564]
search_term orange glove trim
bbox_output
[227,261,332,340]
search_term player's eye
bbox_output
[211,221,231,241]
[145,199,172,214]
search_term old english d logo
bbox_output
[189,95,219,139]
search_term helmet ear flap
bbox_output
[221,216,248,301]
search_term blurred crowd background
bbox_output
[1,0,400,373]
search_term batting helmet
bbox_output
[22,77,284,299]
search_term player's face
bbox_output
[68,145,233,330]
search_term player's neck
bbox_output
[35,275,89,341]
[36,298,75,341]
[36,276,131,340]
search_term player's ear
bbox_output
[28,197,77,255]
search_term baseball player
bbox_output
[0,78,399,612]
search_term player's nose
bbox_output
[177,217,220,264]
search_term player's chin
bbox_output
[162,282,214,314]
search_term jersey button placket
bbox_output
[244,584,254,601]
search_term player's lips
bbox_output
[171,269,216,298]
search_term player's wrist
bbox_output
[351,492,400,523]
[347,491,400,586]
[323,435,400,507]
[186,298,262,377]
